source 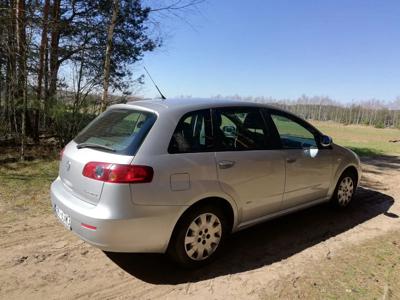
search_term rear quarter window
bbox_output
[74,108,157,155]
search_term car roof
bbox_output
[109,97,323,135]
[111,98,276,115]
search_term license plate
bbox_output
[55,205,71,230]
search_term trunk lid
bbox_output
[59,141,134,205]
[59,107,157,205]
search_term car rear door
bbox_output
[267,110,333,209]
[213,107,285,224]
[150,109,220,206]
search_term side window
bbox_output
[214,108,270,151]
[270,114,317,149]
[168,110,213,153]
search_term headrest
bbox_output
[243,112,264,129]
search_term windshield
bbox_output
[74,108,157,155]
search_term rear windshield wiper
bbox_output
[76,142,116,152]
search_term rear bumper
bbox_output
[50,177,186,253]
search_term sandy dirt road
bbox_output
[1,156,399,299]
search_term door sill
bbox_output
[235,197,329,231]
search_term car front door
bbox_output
[213,107,285,224]
[268,110,333,209]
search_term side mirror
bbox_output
[320,135,332,147]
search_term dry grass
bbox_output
[267,231,400,299]
[0,158,59,223]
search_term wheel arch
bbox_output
[342,165,359,186]
[166,196,238,252]
[181,196,236,231]
[330,163,360,197]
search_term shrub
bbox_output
[49,103,96,146]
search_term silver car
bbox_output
[51,98,361,267]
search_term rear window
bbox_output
[74,108,157,155]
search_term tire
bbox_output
[331,171,357,208]
[167,204,229,268]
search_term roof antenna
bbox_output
[143,66,166,100]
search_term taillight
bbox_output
[82,162,153,184]
[60,147,65,160]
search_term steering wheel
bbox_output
[234,135,250,150]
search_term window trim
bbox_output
[167,109,214,154]
[167,106,330,155]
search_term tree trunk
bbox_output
[5,57,11,134]
[16,0,27,161]
[0,63,3,112]
[101,0,119,112]
[8,0,18,136]
[35,0,50,142]
[43,37,49,128]
[48,0,61,104]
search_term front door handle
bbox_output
[286,158,297,163]
[218,160,235,169]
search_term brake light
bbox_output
[82,162,153,183]
[60,147,65,160]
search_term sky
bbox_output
[140,0,400,103]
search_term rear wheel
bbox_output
[331,171,356,208]
[168,205,228,268]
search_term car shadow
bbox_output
[360,154,400,171]
[105,186,395,284]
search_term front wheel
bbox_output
[331,172,356,208]
[168,205,228,268]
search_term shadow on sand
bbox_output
[360,154,400,171]
[105,185,395,284]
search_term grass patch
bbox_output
[311,120,400,156]
[0,158,59,223]
[347,147,384,157]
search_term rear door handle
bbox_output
[286,158,297,163]
[218,160,235,169]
